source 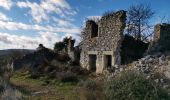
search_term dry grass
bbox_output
[10,72,80,100]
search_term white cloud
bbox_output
[0,32,62,49]
[0,30,81,50]
[0,20,80,34]
[17,0,76,23]
[52,17,75,27]
[0,0,80,50]
[0,0,12,10]
[0,12,10,21]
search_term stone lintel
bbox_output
[103,51,113,55]
[88,51,98,55]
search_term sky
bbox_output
[0,0,169,50]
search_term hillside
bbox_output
[0,49,34,62]
[0,49,34,56]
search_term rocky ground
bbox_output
[102,52,170,93]
[130,53,170,89]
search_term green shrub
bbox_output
[56,72,79,83]
[104,71,170,100]
[54,42,66,52]
[77,79,105,100]
[61,75,78,83]
[78,80,97,91]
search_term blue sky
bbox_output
[0,0,169,49]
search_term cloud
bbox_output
[0,32,62,49]
[52,17,75,28]
[0,30,81,50]
[0,0,12,10]
[0,0,80,50]
[0,20,80,34]
[0,12,10,21]
[17,0,76,23]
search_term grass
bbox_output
[10,72,80,100]
[77,79,106,100]
[9,70,170,100]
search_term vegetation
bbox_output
[1,62,170,100]
[77,79,105,100]
[104,71,170,100]
[127,3,155,41]
[10,72,80,100]
[54,37,75,52]
[54,42,66,52]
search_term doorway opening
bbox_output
[89,54,97,72]
[104,55,112,68]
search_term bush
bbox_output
[104,71,170,100]
[77,79,105,100]
[54,42,66,52]
[78,80,97,91]
[56,72,79,83]
[61,76,78,83]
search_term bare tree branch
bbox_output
[126,3,155,41]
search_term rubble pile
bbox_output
[129,53,170,89]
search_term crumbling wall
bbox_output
[54,37,80,64]
[67,38,80,64]
[148,23,170,54]
[80,10,126,73]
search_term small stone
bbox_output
[114,65,119,68]
[163,85,169,89]
[164,71,170,79]
[161,55,166,60]
[148,58,154,63]
[154,79,159,83]
[145,55,151,60]
[160,79,164,83]
[120,68,123,72]
[146,75,150,79]
[154,65,158,68]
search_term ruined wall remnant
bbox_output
[148,23,170,54]
[153,24,170,43]
[67,37,80,63]
[53,37,80,63]
[80,10,126,73]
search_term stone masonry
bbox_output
[80,10,126,73]
[148,23,170,54]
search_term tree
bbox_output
[127,4,154,41]
[54,42,66,52]
[54,37,73,52]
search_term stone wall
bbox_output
[80,10,126,73]
[148,23,170,54]
[67,38,80,64]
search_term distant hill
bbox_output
[0,49,35,65]
[0,49,34,57]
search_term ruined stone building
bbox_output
[80,10,148,73]
[148,23,170,54]
[54,37,80,63]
